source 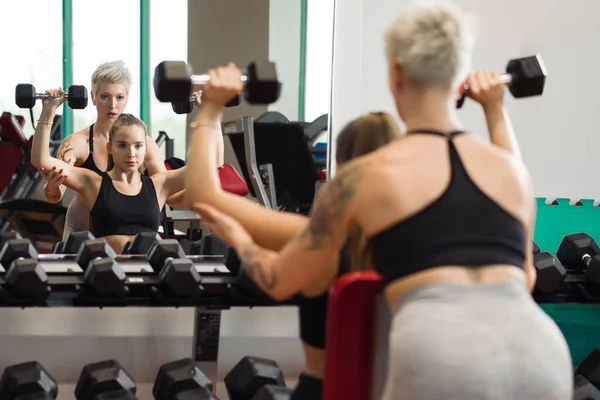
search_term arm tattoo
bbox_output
[300,163,363,251]
[58,137,74,161]
[239,242,278,290]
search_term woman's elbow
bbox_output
[185,183,220,209]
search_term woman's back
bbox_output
[348,131,535,302]
[356,132,533,236]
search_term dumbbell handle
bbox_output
[582,254,593,266]
[33,92,73,100]
[460,73,513,95]
[191,74,248,87]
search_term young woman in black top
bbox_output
[32,89,186,254]
[40,61,186,240]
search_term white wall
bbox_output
[330,0,600,199]
[304,0,336,123]
[268,0,302,120]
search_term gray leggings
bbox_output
[62,196,90,240]
[381,281,573,400]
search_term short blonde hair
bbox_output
[384,1,476,87]
[91,60,133,95]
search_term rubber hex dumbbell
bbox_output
[146,239,187,272]
[0,231,22,253]
[533,252,567,297]
[76,239,126,297]
[557,233,600,287]
[0,361,58,399]
[533,241,541,254]
[153,60,281,105]
[577,348,600,393]
[122,232,161,255]
[93,389,139,400]
[15,83,89,109]
[75,360,136,400]
[63,231,96,255]
[225,356,287,400]
[251,385,294,400]
[456,54,547,108]
[171,93,241,114]
[152,358,213,400]
[158,258,202,298]
[574,374,600,400]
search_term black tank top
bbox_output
[79,124,102,174]
[369,129,526,284]
[90,172,161,237]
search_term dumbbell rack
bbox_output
[0,253,292,396]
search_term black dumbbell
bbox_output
[0,238,50,300]
[158,258,202,298]
[171,387,219,399]
[15,83,89,110]
[52,241,65,254]
[557,233,600,287]
[121,232,161,255]
[574,374,600,400]
[456,54,547,108]
[75,360,136,400]
[75,239,127,297]
[153,61,281,105]
[0,231,22,251]
[201,235,241,273]
[577,348,600,394]
[93,389,139,400]
[172,93,241,114]
[0,361,58,399]
[146,239,187,272]
[533,251,567,297]
[63,231,96,255]
[225,356,287,400]
[533,241,541,254]
[152,358,213,400]
[251,385,293,400]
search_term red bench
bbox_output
[324,271,385,400]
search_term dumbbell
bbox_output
[456,54,547,108]
[152,358,214,400]
[171,93,242,114]
[201,235,241,273]
[576,348,600,399]
[58,231,96,255]
[15,83,89,110]
[0,361,58,399]
[574,374,600,400]
[147,239,202,298]
[533,251,567,298]
[52,241,65,254]
[533,241,540,254]
[224,356,287,400]
[0,238,50,300]
[76,239,127,298]
[75,359,137,400]
[153,60,281,105]
[557,233,600,285]
[121,232,161,255]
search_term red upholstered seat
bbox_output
[0,113,27,147]
[324,271,384,400]
[218,164,249,196]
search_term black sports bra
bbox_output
[90,172,161,237]
[369,129,527,285]
[79,124,102,174]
